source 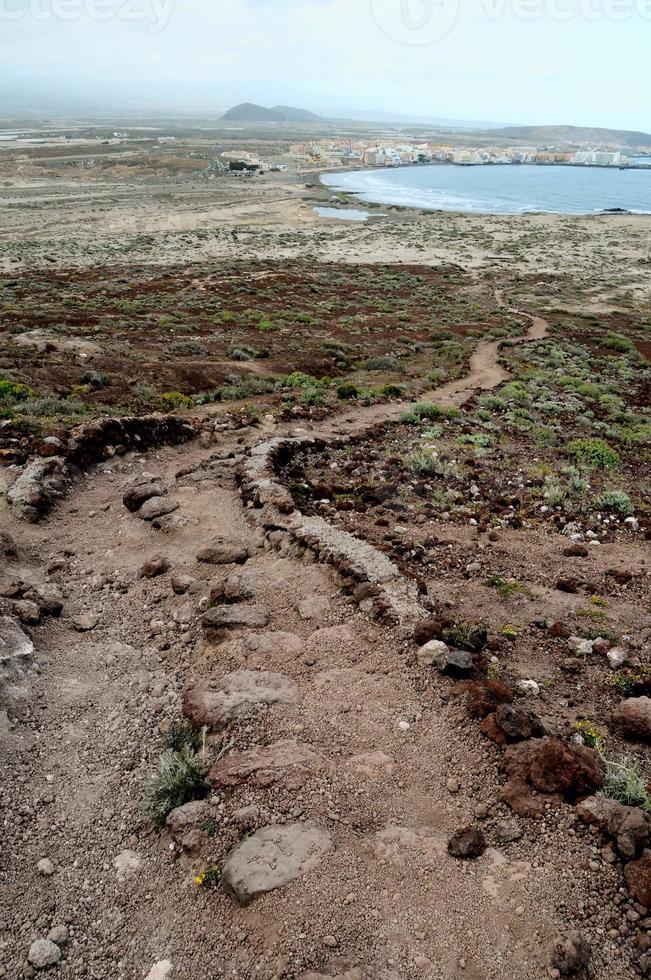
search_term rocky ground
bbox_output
[1,310,650,980]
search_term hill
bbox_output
[222,102,322,123]
[486,124,651,148]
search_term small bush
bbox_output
[144,746,210,827]
[0,380,34,404]
[406,449,437,475]
[602,333,635,354]
[600,756,651,811]
[160,391,194,411]
[336,382,359,400]
[566,438,621,469]
[598,490,634,514]
[356,356,404,373]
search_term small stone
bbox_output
[322,936,338,948]
[70,613,99,632]
[415,639,449,668]
[46,927,68,946]
[550,932,590,976]
[448,827,486,859]
[28,940,62,970]
[517,679,540,697]
[606,647,628,670]
[139,556,170,579]
[494,819,523,843]
[37,858,55,876]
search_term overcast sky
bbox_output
[1,0,650,129]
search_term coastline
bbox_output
[314,162,651,218]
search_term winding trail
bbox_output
[0,304,594,980]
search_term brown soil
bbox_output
[1,314,649,980]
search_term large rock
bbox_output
[503,738,603,807]
[624,850,651,906]
[183,669,297,731]
[222,822,333,905]
[612,697,651,741]
[577,796,651,859]
[202,605,270,630]
[481,704,544,745]
[415,639,449,668]
[210,739,332,787]
[138,497,179,521]
[0,616,34,691]
[196,539,250,565]
[123,480,167,512]
[7,457,69,522]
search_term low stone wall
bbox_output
[6,413,197,522]
[239,435,427,633]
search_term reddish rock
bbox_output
[504,737,603,802]
[625,852,651,907]
[563,544,589,558]
[529,738,603,799]
[139,555,170,579]
[549,621,572,639]
[456,678,513,719]
[612,697,651,742]
[447,827,486,859]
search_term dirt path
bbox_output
[3,306,627,980]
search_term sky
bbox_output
[1,0,650,130]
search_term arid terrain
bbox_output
[1,127,650,980]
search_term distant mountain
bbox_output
[485,124,651,148]
[271,105,322,122]
[222,102,322,123]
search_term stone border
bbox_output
[6,413,197,522]
[239,433,427,633]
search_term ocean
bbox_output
[321,163,651,216]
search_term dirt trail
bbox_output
[2,305,619,980]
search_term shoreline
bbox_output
[314,163,651,219]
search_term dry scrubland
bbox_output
[0,148,651,980]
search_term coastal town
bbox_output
[275,138,650,172]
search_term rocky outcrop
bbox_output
[501,737,603,816]
[6,457,70,522]
[0,616,35,703]
[222,822,334,905]
[183,670,297,731]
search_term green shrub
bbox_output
[566,438,621,469]
[405,449,437,475]
[356,356,404,373]
[336,382,359,400]
[602,333,635,353]
[382,384,404,397]
[405,402,461,423]
[160,391,194,411]
[597,489,634,514]
[0,380,33,404]
[143,746,210,827]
